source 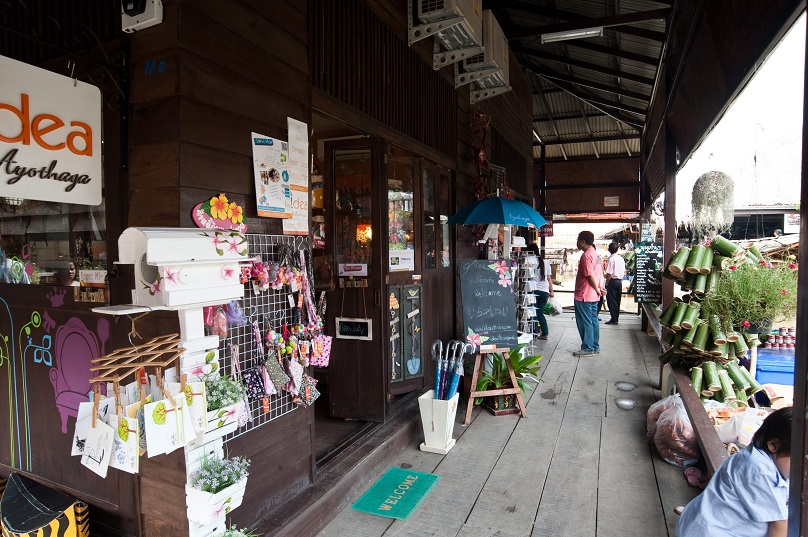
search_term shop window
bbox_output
[388,153,415,272]
[438,170,451,268]
[422,165,436,270]
[335,149,373,276]
[0,199,105,286]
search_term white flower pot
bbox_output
[186,403,239,449]
[186,478,247,524]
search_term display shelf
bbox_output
[512,251,537,337]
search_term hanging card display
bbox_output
[71,398,114,456]
[80,420,115,478]
[126,396,152,457]
[105,415,139,474]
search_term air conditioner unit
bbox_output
[409,0,484,69]
[462,10,509,88]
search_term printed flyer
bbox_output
[283,118,310,235]
[251,132,291,218]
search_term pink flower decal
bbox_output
[467,332,482,347]
[493,260,510,275]
[498,273,512,287]
[222,266,235,279]
[163,267,178,285]
[211,234,225,249]
[150,279,162,295]
[227,239,241,254]
[189,365,207,377]
[742,320,751,328]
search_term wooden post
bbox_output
[463,347,527,426]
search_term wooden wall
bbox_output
[545,158,640,214]
[127,0,313,534]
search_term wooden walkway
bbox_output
[319,314,699,537]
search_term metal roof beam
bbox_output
[527,63,650,102]
[519,48,655,86]
[506,6,669,41]
[531,79,645,130]
[534,134,640,146]
[562,40,659,66]
[533,111,609,123]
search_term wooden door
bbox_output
[324,139,386,422]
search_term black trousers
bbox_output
[606,278,622,322]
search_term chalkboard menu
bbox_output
[634,243,663,303]
[458,259,518,349]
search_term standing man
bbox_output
[573,231,606,356]
[604,243,626,325]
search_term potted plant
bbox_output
[474,345,541,416]
[186,453,250,524]
[701,257,798,333]
[217,525,259,537]
[200,373,247,439]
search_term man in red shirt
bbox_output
[573,231,606,356]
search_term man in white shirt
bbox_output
[604,243,626,325]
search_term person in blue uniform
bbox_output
[676,406,791,537]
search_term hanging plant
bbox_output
[690,171,735,238]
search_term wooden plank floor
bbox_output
[318,314,700,537]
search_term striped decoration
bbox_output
[0,501,88,537]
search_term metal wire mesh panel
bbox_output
[223,234,311,441]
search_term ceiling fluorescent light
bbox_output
[541,27,604,44]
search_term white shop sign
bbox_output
[0,55,103,205]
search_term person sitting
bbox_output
[676,406,791,537]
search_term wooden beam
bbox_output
[519,48,656,86]
[507,8,669,40]
[528,64,650,102]
[534,134,640,146]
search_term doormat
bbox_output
[351,467,439,520]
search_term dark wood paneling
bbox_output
[140,450,189,537]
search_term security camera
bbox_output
[122,0,147,16]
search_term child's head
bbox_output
[752,406,792,478]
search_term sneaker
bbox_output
[594,349,600,354]
[605,320,618,325]
[573,349,595,357]
[538,335,548,340]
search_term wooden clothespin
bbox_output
[92,384,101,429]
[113,381,123,417]
[139,388,147,407]
[156,368,176,407]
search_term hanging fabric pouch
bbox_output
[263,349,290,391]
[310,334,333,367]
[297,374,321,407]
[284,359,303,394]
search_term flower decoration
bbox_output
[229,202,244,224]
[466,328,489,349]
[728,265,736,271]
[742,320,751,328]
[210,194,230,219]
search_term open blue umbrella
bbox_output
[447,196,548,228]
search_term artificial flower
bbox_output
[742,320,751,328]
[210,194,229,219]
[229,202,244,224]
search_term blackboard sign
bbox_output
[335,317,373,340]
[634,243,663,303]
[458,258,518,350]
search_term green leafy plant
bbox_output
[701,257,798,331]
[189,453,250,494]
[204,373,247,412]
[474,345,542,405]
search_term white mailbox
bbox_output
[118,227,247,307]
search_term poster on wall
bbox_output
[0,55,103,205]
[283,118,310,235]
[251,132,291,218]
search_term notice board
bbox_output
[458,259,518,350]
[634,242,663,303]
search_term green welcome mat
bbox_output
[351,467,440,520]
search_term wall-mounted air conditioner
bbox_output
[455,10,513,103]
[408,0,485,70]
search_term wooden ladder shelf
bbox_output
[464,347,527,426]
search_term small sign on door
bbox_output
[604,196,620,207]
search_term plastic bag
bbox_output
[646,394,680,440]
[654,400,701,467]
[716,407,769,446]
[547,296,563,316]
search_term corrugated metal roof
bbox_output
[504,0,665,163]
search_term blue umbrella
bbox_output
[447,196,548,228]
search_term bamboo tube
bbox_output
[670,302,689,331]
[683,272,697,291]
[708,342,727,357]
[702,361,721,391]
[699,247,714,274]
[692,273,708,296]
[659,299,681,326]
[686,245,706,274]
[690,366,703,396]
[669,352,684,367]
[658,347,676,364]
[682,319,702,347]
[711,235,744,258]
[713,254,732,269]
[725,342,735,359]
[713,389,725,403]
[726,331,740,343]
[709,315,727,345]
[701,389,715,397]
[725,361,751,391]
[743,332,761,348]
[700,396,711,403]
[735,388,748,402]
[737,363,764,394]
[749,244,764,262]
[673,331,686,350]
[692,322,710,352]
[681,303,701,330]
[706,267,720,295]
[717,369,736,400]
[733,333,749,355]
[668,247,691,275]
[663,330,676,346]
[744,249,760,264]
